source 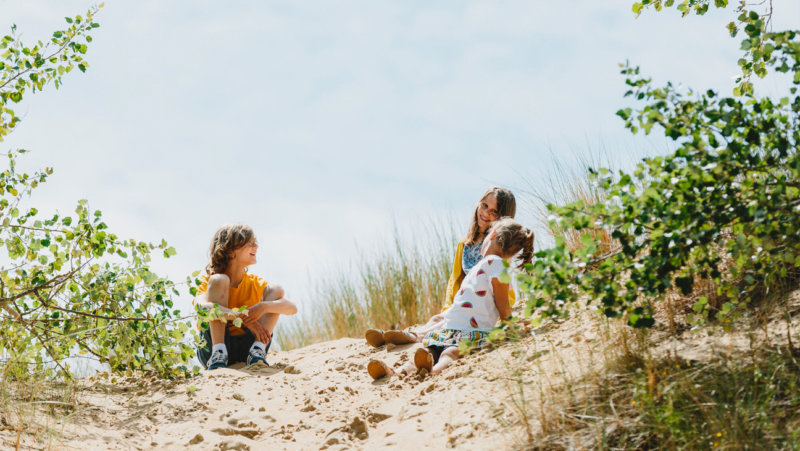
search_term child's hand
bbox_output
[245,319,272,343]
[242,303,267,326]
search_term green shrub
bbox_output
[520,3,800,329]
[0,7,194,379]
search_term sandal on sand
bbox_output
[414,347,434,374]
[365,329,386,348]
[367,360,394,380]
[383,330,418,345]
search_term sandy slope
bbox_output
[4,312,604,451]
[7,289,800,450]
[54,337,532,450]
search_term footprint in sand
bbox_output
[211,427,261,440]
[367,412,391,424]
[215,441,250,451]
[283,365,301,374]
[325,416,369,441]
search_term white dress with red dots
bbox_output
[440,254,506,333]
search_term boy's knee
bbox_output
[208,273,230,288]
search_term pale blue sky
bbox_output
[1,1,798,327]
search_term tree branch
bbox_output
[0,267,80,307]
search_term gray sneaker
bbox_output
[207,350,228,370]
[246,346,268,368]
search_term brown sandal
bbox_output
[367,360,394,380]
[414,347,434,374]
[365,329,386,347]
[383,330,418,345]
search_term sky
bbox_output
[1,0,798,334]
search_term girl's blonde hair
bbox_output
[464,187,517,246]
[489,217,534,270]
[206,223,255,275]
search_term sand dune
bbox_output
[8,289,800,450]
[19,311,597,450]
[54,335,529,450]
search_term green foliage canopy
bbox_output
[520,3,800,328]
[0,6,195,379]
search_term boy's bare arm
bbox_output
[260,284,297,314]
[262,284,285,302]
[242,284,298,326]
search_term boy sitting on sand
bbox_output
[194,223,298,370]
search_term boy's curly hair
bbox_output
[206,223,255,275]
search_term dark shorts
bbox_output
[196,325,273,369]
[426,345,448,364]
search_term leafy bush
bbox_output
[0,6,195,379]
[520,2,800,328]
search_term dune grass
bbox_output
[485,297,800,450]
[523,150,622,257]
[0,359,80,449]
[513,326,800,450]
[276,221,457,350]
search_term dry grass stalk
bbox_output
[655,236,739,332]
[0,362,80,449]
[524,153,621,261]
[277,223,455,350]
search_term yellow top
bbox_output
[441,240,516,312]
[195,273,268,336]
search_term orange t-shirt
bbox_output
[195,273,268,336]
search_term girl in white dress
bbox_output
[368,218,533,379]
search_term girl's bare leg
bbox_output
[432,347,460,374]
[397,360,417,374]
[206,274,230,346]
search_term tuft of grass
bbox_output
[497,312,800,450]
[0,358,81,449]
[277,221,456,350]
[523,149,622,257]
